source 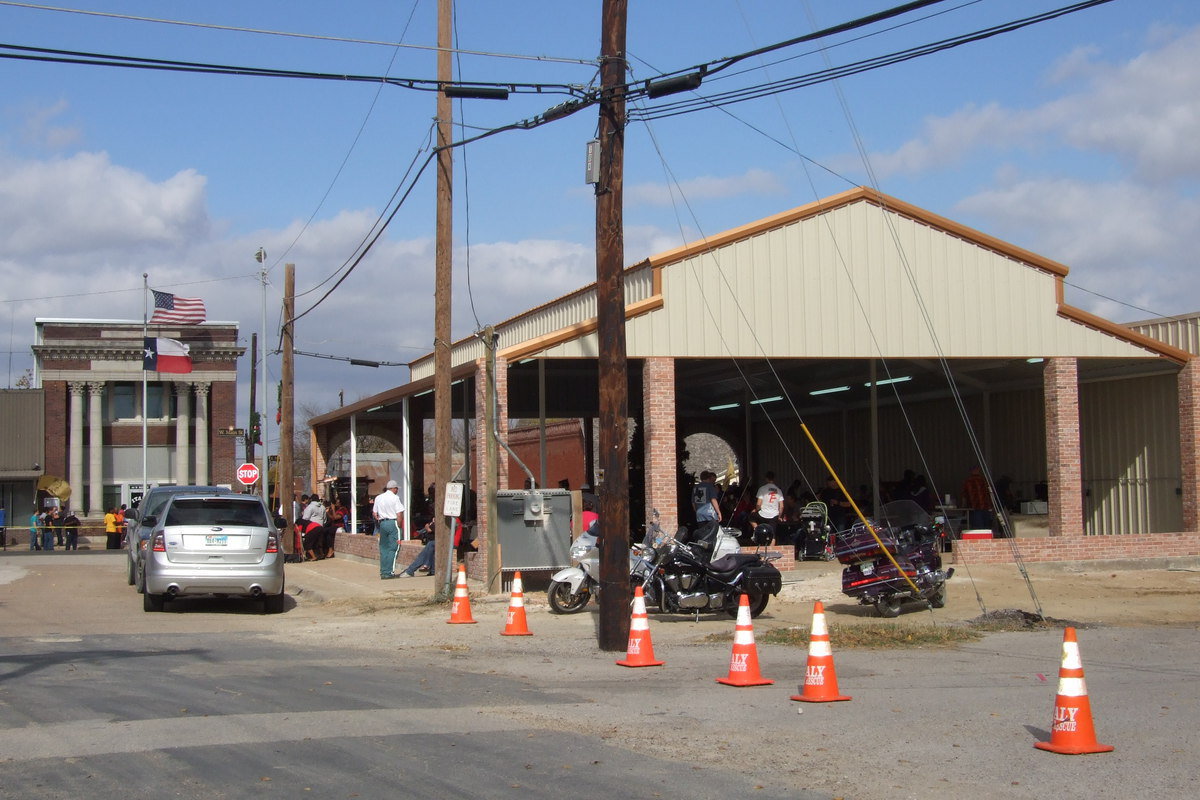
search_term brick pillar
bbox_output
[1179,358,1200,532]
[1044,358,1084,537]
[642,357,678,533]
[310,426,329,492]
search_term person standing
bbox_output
[691,471,722,527]
[0,502,6,550]
[116,504,127,547]
[104,507,120,550]
[62,511,81,551]
[372,480,405,580]
[42,509,59,551]
[29,510,40,551]
[961,467,993,530]
[753,471,784,541]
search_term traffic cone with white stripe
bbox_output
[716,594,773,687]
[447,565,477,624]
[501,571,532,636]
[616,586,664,667]
[1035,627,1113,754]
[790,600,851,702]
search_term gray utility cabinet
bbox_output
[495,489,574,572]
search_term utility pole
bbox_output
[433,0,454,595]
[248,331,257,466]
[280,264,296,547]
[595,0,631,651]
[484,325,501,594]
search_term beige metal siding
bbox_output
[1127,314,1200,355]
[1081,374,1182,534]
[0,389,45,474]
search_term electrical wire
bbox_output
[0,0,598,65]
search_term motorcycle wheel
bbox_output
[874,596,903,618]
[929,585,947,609]
[726,592,770,619]
[547,580,591,614]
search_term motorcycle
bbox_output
[547,520,657,614]
[638,521,783,619]
[836,499,954,617]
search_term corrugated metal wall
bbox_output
[1081,373,1181,534]
[1128,314,1200,355]
[0,389,45,472]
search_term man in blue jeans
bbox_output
[372,480,405,579]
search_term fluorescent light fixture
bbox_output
[864,376,911,388]
[809,385,851,396]
[708,402,739,411]
[413,389,433,398]
[366,405,384,412]
[1026,357,1045,364]
[749,395,783,405]
[518,358,536,365]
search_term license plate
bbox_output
[205,534,229,547]
[860,562,874,575]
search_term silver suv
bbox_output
[141,493,286,613]
[127,485,233,592]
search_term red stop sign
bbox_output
[236,462,261,486]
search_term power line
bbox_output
[0,0,597,66]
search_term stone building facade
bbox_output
[34,319,243,517]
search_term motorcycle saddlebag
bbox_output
[741,563,783,595]
[834,522,901,564]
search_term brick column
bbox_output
[311,425,330,490]
[1179,358,1200,532]
[642,357,678,533]
[1044,358,1084,537]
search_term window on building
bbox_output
[111,383,136,420]
[145,383,165,419]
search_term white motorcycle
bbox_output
[547,515,662,614]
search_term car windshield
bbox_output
[166,498,268,527]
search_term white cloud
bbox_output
[868,24,1200,182]
[627,167,785,206]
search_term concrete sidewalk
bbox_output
[286,556,449,603]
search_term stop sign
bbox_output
[236,462,261,486]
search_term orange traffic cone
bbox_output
[1035,627,1113,755]
[501,571,532,636]
[716,594,773,687]
[616,586,664,667]
[791,600,851,702]
[447,565,477,624]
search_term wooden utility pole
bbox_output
[595,0,631,651]
[484,325,501,594]
[433,0,454,595]
[279,264,296,547]
[247,331,257,466]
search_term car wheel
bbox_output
[263,592,286,614]
[143,591,165,612]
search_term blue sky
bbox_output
[2,0,1199,446]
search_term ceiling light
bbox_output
[1026,357,1045,364]
[708,402,739,411]
[864,376,911,388]
[749,395,782,405]
[809,385,851,396]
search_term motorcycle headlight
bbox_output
[570,541,590,560]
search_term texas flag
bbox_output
[143,337,193,374]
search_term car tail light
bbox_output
[152,532,166,552]
[266,533,279,553]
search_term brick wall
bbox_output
[1044,358,1083,536]
[1180,359,1200,532]
[643,357,679,533]
[210,380,238,486]
[953,532,1200,563]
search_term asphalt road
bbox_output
[2,551,1199,800]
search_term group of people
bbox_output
[23,506,83,551]
[293,494,348,561]
[371,479,478,580]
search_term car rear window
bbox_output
[166,498,269,527]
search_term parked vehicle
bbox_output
[836,499,953,617]
[547,519,657,614]
[127,485,233,592]
[639,522,782,619]
[141,493,286,613]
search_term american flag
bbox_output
[149,290,206,325]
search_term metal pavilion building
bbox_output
[310,187,1200,578]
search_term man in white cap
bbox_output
[372,479,405,579]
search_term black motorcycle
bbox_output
[836,499,953,617]
[638,522,782,619]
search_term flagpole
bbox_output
[142,273,149,505]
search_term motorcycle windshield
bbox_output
[875,500,932,529]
